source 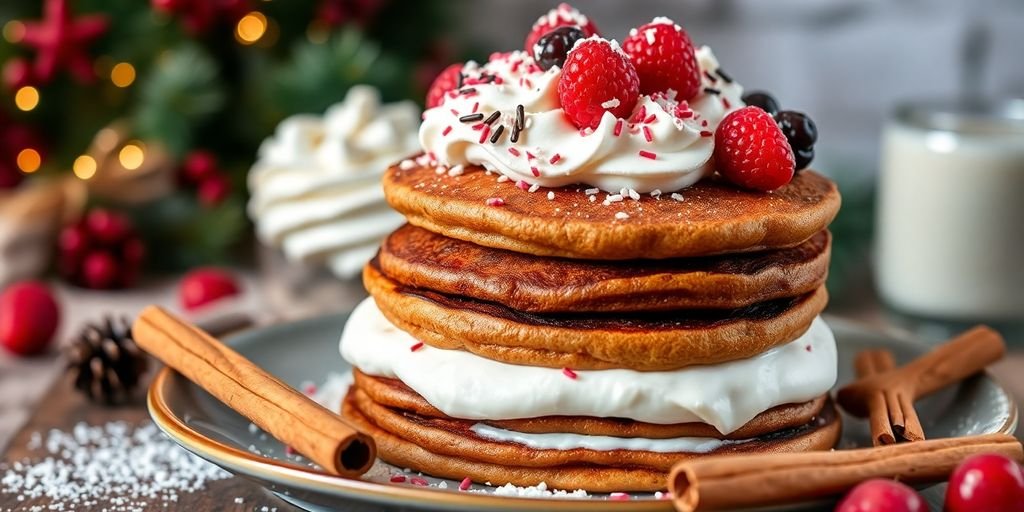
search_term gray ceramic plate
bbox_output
[148,314,1017,511]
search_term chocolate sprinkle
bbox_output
[703,87,721,96]
[460,87,477,95]
[703,71,717,83]
[459,113,484,123]
[516,104,525,130]
[511,125,521,143]
[715,68,734,83]
[484,111,501,126]
[489,124,505,143]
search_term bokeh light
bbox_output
[73,155,97,180]
[16,148,41,173]
[118,143,145,170]
[110,62,136,88]
[235,12,267,44]
[14,86,39,111]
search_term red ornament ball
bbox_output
[180,150,218,185]
[58,209,146,290]
[197,173,232,207]
[0,281,60,356]
[835,479,927,512]
[945,453,1024,512]
[180,268,241,311]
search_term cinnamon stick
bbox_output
[854,349,924,445]
[669,434,1023,511]
[133,305,375,477]
[838,326,1005,420]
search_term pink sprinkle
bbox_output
[639,150,657,160]
[427,152,437,161]
[526,151,536,160]
[549,153,561,164]
[459,477,472,491]
[462,89,478,98]
[472,102,479,113]
[632,105,647,123]
[302,383,317,396]
[479,125,491,143]
[485,197,505,206]
[676,109,693,119]
[410,342,424,352]
[700,130,713,137]
[613,119,624,136]
[701,119,709,127]
[643,114,657,124]
[642,126,653,142]
[449,108,459,116]
[722,97,732,109]
[390,475,407,483]
[411,477,429,486]
[610,492,630,501]
[442,126,452,136]
[511,60,521,73]
[517,179,530,190]
[805,345,812,352]
[285,446,295,455]
[524,78,533,89]
[508,147,521,157]
[493,76,504,85]
[530,167,540,177]
[472,123,485,131]
[562,368,578,380]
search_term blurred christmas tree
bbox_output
[0,0,457,274]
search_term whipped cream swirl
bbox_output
[248,86,418,278]
[419,42,744,194]
[341,297,837,435]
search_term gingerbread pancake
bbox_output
[364,262,828,370]
[380,224,830,312]
[383,161,840,260]
[353,370,828,440]
[342,389,842,492]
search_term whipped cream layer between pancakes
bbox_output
[248,85,418,278]
[420,42,744,194]
[341,297,837,435]
[469,423,749,453]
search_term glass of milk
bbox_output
[876,99,1024,321]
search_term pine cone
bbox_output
[66,316,149,404]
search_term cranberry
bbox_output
[945,453,1024,512]
[180,268,241,311]
[197,173,232,207]
[85,209,130,245]
[181,150,218,184]
[0,281,60,356]
[82,251,119,290]
[835,479,928,512]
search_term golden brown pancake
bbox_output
[364,262,828,370]
[383,161,841,260]
[353,370,828,440]
[380,224,830,312]
[342,389,842,492]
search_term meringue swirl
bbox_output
[419,43,744,194]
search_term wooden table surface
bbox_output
[1,268,1022,511]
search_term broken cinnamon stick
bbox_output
[838,326,1005,425]
[669,434,1023,511]
[133,305,375,477]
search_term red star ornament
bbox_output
[17,0,108,84]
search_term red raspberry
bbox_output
[524,3,599,54]
[714,106,795,192]
[425,63,462,109]
[623,18,701,99]
[557,38,639,130]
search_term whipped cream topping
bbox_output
[248,86,417,278]
[419,45,744,194]
[470,423,748,454]
[340,298,837,434]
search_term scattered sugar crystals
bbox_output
[0,421,230,511]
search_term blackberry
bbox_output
[741,91,780,116]
[533,26,586,71]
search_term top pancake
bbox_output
[383,161,841,259]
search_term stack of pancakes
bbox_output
[340,161,842,492]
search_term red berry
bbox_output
[82,251,119,290]
[836,479,927,512]
[557,38,639,130]
[524,3,599,54]
[180,268,241,311]
[58,223,90,256]
[946,453,1024,512]
[425,63,462,109]
[0,281,60,356]
[714,106,795,192]
[85,209,131,245]
[623,19,701,99]
[181,150,218,184]
[198,173,232,207]
[122,237,147,266]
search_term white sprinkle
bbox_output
[447,165,465,177]
[627,189,640,201]
[588,195,597,202]
[528,183,540,193]
[615,211,630,220]
[671,192,685,202]
[645,28,657,45]
[547,191,555,200]
[651,189,662,198]
[600,98,620,109]
[434,166,447,175]
[655,491,665,499]
[585,188,600,195]
[399,159,416,170]
[606,194,624,203]
[490,481,589,498]
[496,175,510,183]
[234,497,244,504]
